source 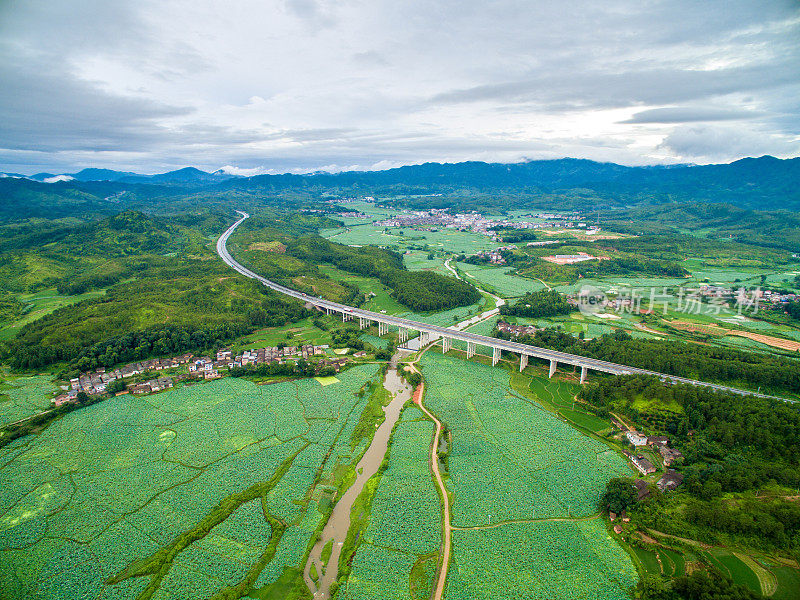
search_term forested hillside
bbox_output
[230,217,481,312]
[585,375,800,553]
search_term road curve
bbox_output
[217,211,790,402]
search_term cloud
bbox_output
[658,124,800,161]
[42,175,75,183]
[216,165,271,176]
[621,106,765,124]
[0,0,798,173]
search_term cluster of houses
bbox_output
[472,246,517,265]
[496,321,539,337]
[53,343,357,406]
[623,430,685,493]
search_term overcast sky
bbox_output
[1,0,798,174]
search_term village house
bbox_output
[647,436,669,447]
[633,479,650,501]
[657,470,684,492]
[625,431,648,447]
[659,446,684,466]
[496,321,538,337]
[630,454,657,476]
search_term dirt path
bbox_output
[635,323,666,336]
[407,358,451,600]
[452,513,600,531]
[534,277,552,291]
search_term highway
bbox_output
[217,211,788,402]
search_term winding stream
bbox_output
[303,351,413,599]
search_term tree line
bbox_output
[499,290,572,318]
[496,327,800,394]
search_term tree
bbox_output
[599,478,637,514]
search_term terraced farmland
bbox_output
[0,365,383,599]
[420,352,635,599]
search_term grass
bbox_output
[456,262,546,298]
[0,288,108,341]
[773,565,800,600]
[321,224,497,256]
[707,549,762,595]
[632,547,662,575]
[233,317,335,351]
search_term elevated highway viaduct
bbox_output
[218,211,786,401]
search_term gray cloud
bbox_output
[0,0,797,173]
[620,106,765,124]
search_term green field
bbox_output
[0,364,383,599]
[455,262,547,298]
[342,407,440,599]
[419,352,635,598]
[322,224,497,255]
[403,251,451,276]
[447,520,636,599]
[0,374,59,426]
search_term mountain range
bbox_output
[1,155,798,218]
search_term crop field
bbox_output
[400,295,490,329]
[403,251,451,276]
[342,407,440,599]
[359,334,388,350]
[419,352,633,598]
[447,520,636,600]
[233,316,335,351]
[0,364,383,599]
[0,374,59,426]
[322,224,497,256]
[456,262,547,298]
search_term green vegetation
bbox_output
[419,351,635,598]
[342,407,439,599]
[0,364,383,599]
[0,374,59,426]
[448,520,636,600]
[285,236,479,312]
[587,375,800,596]
[499,289,572,318]
[497,328,800,396]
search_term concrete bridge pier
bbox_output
[342,312,352,322]
[325,307,332,315]
[378,322,389,336]
[398,327,409,344]
[580,366,588,384]
[519,354,528,372]
[492,347,501,366]
[442,337,452,353]
[420,332,430,346]
[549,359,557,378]
[359,317,369,330]
[467,341,476,358]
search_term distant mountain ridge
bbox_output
[0,155,798,215]
[1,166,241,186]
